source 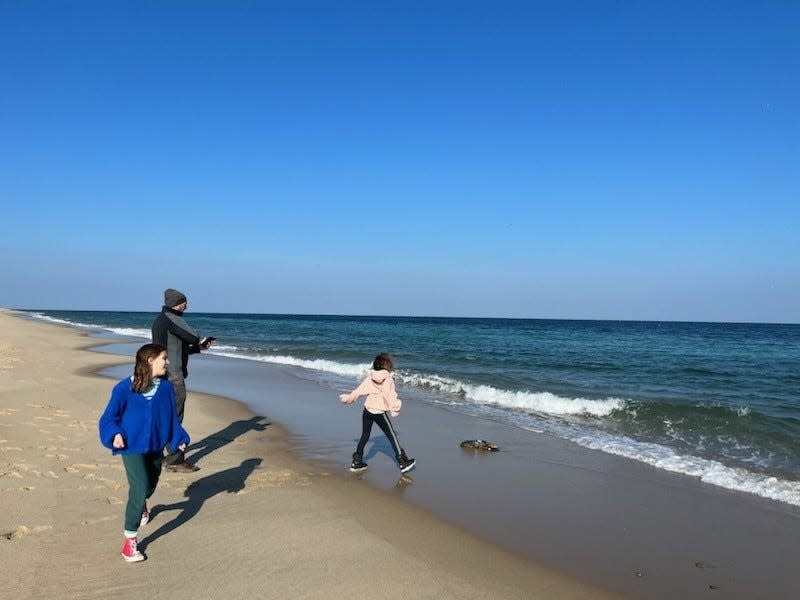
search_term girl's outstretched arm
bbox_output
[340,377,369,404]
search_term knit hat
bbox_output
[164,288,187,308]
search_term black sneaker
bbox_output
[398,456,416,473]
[350,453,368,472]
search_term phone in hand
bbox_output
[201,336,217,346]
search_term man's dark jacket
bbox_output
[152,307,201,379]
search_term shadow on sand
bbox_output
[141,457,262,551]
[187,416,270,465]
[362,438,398,463]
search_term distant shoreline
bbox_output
[10,307,800,326]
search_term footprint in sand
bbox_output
[2,525,53,539]
[81,515,117,526]
[3,525,30,539]
[244,468,313,491]
[25,469,59,479]
[64,463,94,473]
[27,402,67,412]
[0,343,22,370]
[42,454,69,461]
[79,470,123,490]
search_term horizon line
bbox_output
[7,307,798,327]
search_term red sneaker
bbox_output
[140,504,150,527]
[121,536,145,563]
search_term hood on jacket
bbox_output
[370,369,391,384]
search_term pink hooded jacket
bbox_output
[339,369,401,416]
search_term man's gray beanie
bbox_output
[164,288,187,308]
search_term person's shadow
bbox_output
[186,416,270,465]
[140,457,262,551]
[362,438,397,464]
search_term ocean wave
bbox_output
[570,431,800,507]
[104,327,150,339]
[207,351,624,418]
[24,312,100,330]
[398,371,624,417]
[208,351,369,378]
[465,386,625,417]
[25,312,151,340]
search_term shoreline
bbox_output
[0,309,618,599]
[6,310,800,598]
[88,327,800,599]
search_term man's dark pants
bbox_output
[164,375,187,465]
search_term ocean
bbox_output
[23,309,800,507]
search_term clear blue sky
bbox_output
[1,1,798,322]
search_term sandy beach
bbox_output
[0,310,618,599]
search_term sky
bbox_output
[1,1,798,323]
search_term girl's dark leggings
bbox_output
[355,408,402,458]
[121,451,163,532]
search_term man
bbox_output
[151,288,213,472]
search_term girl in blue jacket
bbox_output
[99,343,190,562]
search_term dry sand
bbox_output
[0,310,619,599]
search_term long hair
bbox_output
[372,352,394,371]
[132,343,166,393]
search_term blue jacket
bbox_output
[99,377,190,455]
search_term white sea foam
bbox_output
[398,371,624,417]
[25,312,100,330]
[569,430,800,507]
[25,312,151,340]
[206,344,238,352]
[398,373,626,417]
[209,351,370,378]
[465,385,625,417]
[104,327,150,339]
[206,351,624,418]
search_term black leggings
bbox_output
[355,409,402,458]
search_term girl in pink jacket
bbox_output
[340,353,416,473]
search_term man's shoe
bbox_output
[121,536,145,563]
[139,504,150,527]
[350,453,368,472]
[165,462,200,473]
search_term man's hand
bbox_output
[112,433,125,449]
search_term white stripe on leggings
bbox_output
[380,413,401,456]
